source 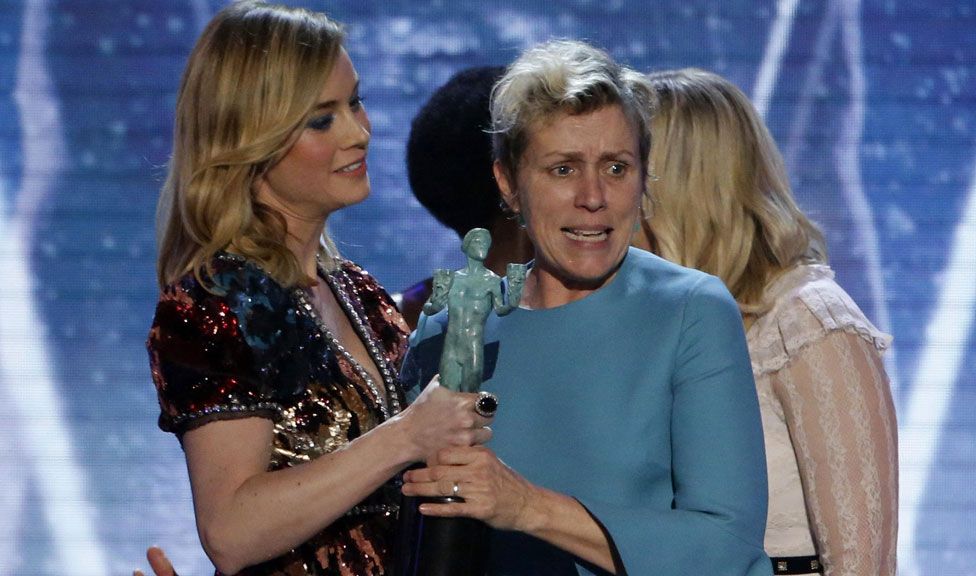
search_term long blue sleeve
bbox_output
[578,275,770,575]
[402,249,771,575]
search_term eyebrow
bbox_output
[540,149,636,161]
[310,79,360,111]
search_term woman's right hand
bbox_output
[394,376,493,463]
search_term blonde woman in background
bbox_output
[634,68,897,576]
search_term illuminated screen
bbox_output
[0,1,972,574]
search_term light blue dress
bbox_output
[402,248,772,575]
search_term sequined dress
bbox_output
[147,253,409,575]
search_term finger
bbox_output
[401,478,455,498]
[460,392,495,416]
[436,445,485,466]
[403,465,442,483]
[406,470,471,497]
[422,375,442,393]
[401,481,429,497]
[418,501,474,517]
[471,412,493,428]
[470,426,493,445]
[147,546,177,576]
[434,477,455,498]
[452,429,481,448]
[466,393,498,425]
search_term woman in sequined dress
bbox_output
[633,68,898,576]
[146,3,492,575]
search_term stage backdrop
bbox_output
[0,0,973,574]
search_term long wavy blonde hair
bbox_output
[156,1,344,289]
[641,68,826,316]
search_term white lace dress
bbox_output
[747,264,898,575]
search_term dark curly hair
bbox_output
[407,66,506,238]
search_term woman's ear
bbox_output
[493,161,519,213]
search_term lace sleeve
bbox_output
[769,330,898,576]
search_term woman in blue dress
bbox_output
[401,41,772,575]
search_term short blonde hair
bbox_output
[156,1,344,289]
[490,40,653,180]
[642,68,826,315]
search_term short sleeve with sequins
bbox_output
[147,256,312,436]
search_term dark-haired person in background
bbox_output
[396,66,533,329]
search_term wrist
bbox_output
[515,483,554,535]
[376,412,423,468]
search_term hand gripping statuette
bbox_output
[396,228,526,576]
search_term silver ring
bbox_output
[474,391,499,418]
[452,481,460,498]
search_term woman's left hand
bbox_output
[404,446,621,573]
[401,445,541,532]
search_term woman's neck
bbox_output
[519,262,621,310]
[254,187,329,278]
[285,220,327,278]
[485,218,533,274]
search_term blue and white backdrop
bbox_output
[0,1,973,574]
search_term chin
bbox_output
[335,180,371,208]
[555,261,621,290]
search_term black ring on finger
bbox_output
[474,391,498,418]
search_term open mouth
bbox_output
[562,228,610,243]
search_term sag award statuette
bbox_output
[396,228,526,576]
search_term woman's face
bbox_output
[258,48,371,219]
[495,104,642,296]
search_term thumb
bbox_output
[147,546,178,576]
